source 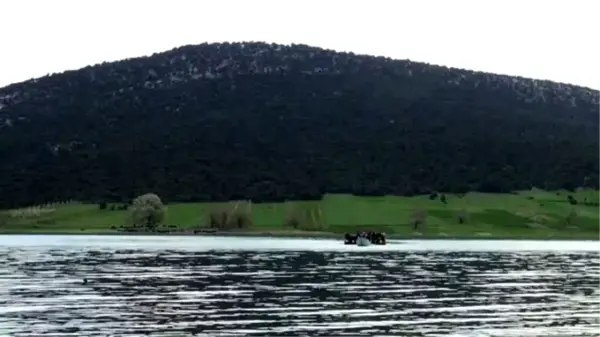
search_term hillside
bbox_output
[0,42,598,208]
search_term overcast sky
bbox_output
[1,0,598,89]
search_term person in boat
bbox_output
[356,231,371,246]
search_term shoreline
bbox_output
[1,230,598,241]
[4,190,598,242]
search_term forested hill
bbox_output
[0,42,598,208]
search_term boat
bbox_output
[344,231,387,245]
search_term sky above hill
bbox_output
[1,0,598,89]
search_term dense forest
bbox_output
[0,42,598,208]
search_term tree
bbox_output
[129,193,165,230]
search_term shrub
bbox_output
[209,207,228,229]
[284,205,301,229]
[563,208,579,228]
[208,201,253,230]
[284,202,324,230]
[227,201,253,229]
[411,208,427,230]
[129,193,165,230]
[456,209,469,224]
[285,214,301,229]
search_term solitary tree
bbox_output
[129,193,165,230]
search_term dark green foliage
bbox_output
[107,204,129,211]
[582,198,600,207]
[429,193,438,200]
[98,201,107,210]
[0,42,598,208]
[568,195,578,205]
[440,194,447,204]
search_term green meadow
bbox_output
[0,189,598,239]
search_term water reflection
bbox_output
[0,240,598,336]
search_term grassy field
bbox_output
[0,189,598,239]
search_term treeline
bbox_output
[0,42,598,208]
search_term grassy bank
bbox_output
[1,189,598,239]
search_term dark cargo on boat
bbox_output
[344,231,387,245]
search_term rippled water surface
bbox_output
[0,235,598,336]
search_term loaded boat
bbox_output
[344,231,387,245]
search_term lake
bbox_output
[0,235,598,336]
